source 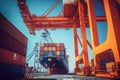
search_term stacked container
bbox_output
[40,43,66,58]
[39,43,69,74]
[0,14,27,79]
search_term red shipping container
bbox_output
[40,47,44,51]
[44,43,49,47]
[56,43,64,47]
[53,43,56,47]
[0,31,27,56]
[0,48,26,66]
[0,14,27,48]
[48,43,53,47]
[60,46,65,51]
[15,54,26,66]
[56,43,60,47]
[56,46,61,51]
[40,43,44,47]
[40,51,44,56]
[60,43,64,47]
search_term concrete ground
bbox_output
[26,73,114,80]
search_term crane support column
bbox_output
[103,0,120,62]
[87,0,120,78]
[103,0,120,78]
[78,0,90,75]
[73,16,80,73]
[86,0,99,74]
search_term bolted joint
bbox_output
[83,66,91,76]
[74,67,81,73]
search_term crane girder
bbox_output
[18,0,107,34]
[31,16,106,22]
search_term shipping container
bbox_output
[40,47,44,51]
[0,14,27,56]
[0,13,27,79]
[44,47,48,51]
[40,51,44,56]
[0,48,25,66]
[56,51,60,57]
[61,46,65,51]
[0,14,27,47]
[52,47,56,51]
[39,43,69,74]
[48,47,52,51]
[0,31,26,56]
[40,43,44,47]
[57,46,61,51]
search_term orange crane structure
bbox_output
[18,0,120,79]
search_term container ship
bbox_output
[0,13,27,79]
[39,43,69,74]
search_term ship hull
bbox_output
[40,57,68,74]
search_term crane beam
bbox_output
[32,17,73,22]
[31,16,106,22]
[33,22,89,29]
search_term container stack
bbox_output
[40,43,66,58]
[39,43,69,74]
[0,14,27,79]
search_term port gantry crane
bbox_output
[26,42,41,72]
[18,0,120,79]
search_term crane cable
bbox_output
[42,0,61,16]
[27,43,39,62]
[27,52,34,62]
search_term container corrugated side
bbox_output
[0,14,27,47]
[0,48,26,66]
[0,31,26,56]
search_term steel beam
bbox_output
[103,0,120,62]
[87,0,99,67]
[31,16,106,22]
[78,0,90,75]
[32,17,73,22]
[73,16,79,72]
